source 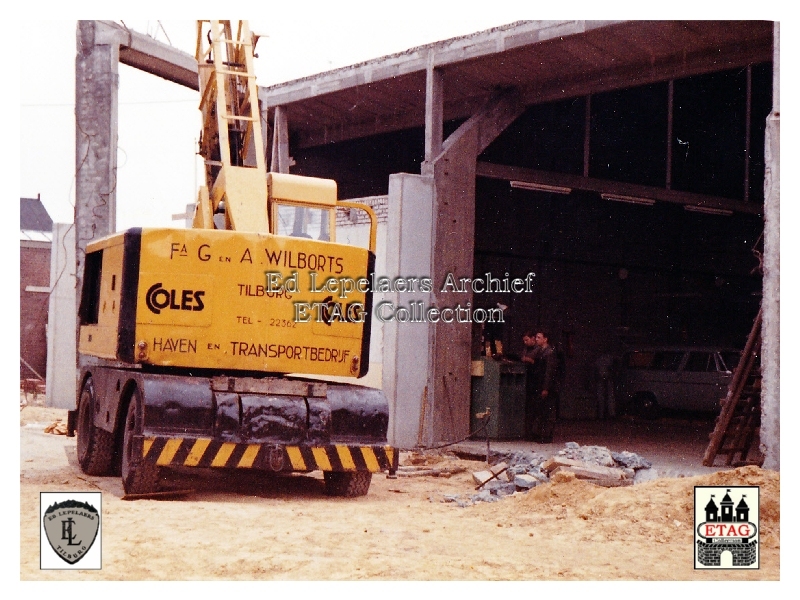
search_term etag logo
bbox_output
[146,282,206,314]
[694,486,760,569]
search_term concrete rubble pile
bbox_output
[438,442,655,508]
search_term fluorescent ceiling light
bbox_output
[601,193,656,206]
[510,181,572,195]
[684,205,733,216]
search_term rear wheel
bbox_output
[324,471,372,497]
[76,377,115,475]
[633,392,660,420]
[121,389,160,495]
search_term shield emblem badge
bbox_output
[42,499,100,565]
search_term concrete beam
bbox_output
[261,22,770,152]
[440,88,523,158]
[476,161,763,216]
[516,38,773,111]
[260,21,619,107]
[99,20,198,89]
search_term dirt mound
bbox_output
[472,465,779,550]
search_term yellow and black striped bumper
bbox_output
[136,436,398,474]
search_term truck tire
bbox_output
[76,377,115,476]
[121,390,160,495]
[324,471,372,497]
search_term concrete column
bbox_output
[386,118,516,446]
[271,106,292,173]
[75,20,121,253]
[429,142,479,443]
[383,174,435,448]
[423,52,443,167]
[760,22,780,470]
[74,21,123,394]
[67,21,199,408]
[46,224,77,409]
[424,90,524,443]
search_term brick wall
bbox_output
[20,242,51,379]
[335,196,389,227]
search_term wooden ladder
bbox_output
[703,307,763,467]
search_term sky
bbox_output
[20,14,531,231]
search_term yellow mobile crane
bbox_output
[69,21,396,497]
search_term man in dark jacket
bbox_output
[522,331,542,440]
[530,330,560,443]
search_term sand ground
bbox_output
[20,401,779,581]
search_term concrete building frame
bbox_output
[69,20,779,467]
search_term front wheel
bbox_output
[324,471,372,497]
[121,390,160,495]
[76,377,115,476]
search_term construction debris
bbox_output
[443,442,653,507]
[472,461,509,487]
[513,474,539,489]
[44,420,68,435]
[542,456,634,486]
[548,467,633,487]
[612,450,654,470]
[556,442,616,467]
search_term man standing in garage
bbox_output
[522,331,542,440]
[530,330,562,443]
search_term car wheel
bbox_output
[633,392,660,420]
[324,471,372,497]
[76,377,115,476]
[121,389,160,496]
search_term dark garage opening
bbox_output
[474,62,771,423]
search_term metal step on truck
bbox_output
[67,20,397,497]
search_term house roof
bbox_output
[20,197,53,232]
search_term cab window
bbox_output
[79,250,103,325]
[275,204,333,241]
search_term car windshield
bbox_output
[719,351,741,372]
[685,352,715,372]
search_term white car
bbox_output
[620,346,742,417]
